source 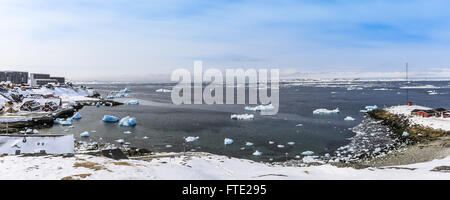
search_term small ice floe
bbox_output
[301,151,314,156]
[165,144,172,148]
[359,110,368,113]
[244,104,274,111]
[32,129,39,134]
[143,136,149,139]
[64,129,69,132]
[123,131,132,134]
[115,139,125,144]
[119,116,137,126]
[295,124,303,127]
[287,142,295,145]
[103,115,119,123]
[80,131,90,137]
[240,147,246,150]
[252,150,262,156]
[156,89,172,93]
[268,141,275,145]
[313,108,339,114]
[124,100,139,105]
[91,130,97,133]
[402,131,410,137]
[54,118,73,125]
[330,91,337,94]
[230,114,254,120]
[224,138,234,145]
[185,136,199,142]
[365,105,378,111]
[71,112,82,120]
[277,144,285,148]
[373,88,389,91]
[26,129,32,134]
[121,88,132,93]
[245,142,254,146]
[427,90,438,95]
[344,116,355,121]
[295,155,301,159]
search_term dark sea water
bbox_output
[39,81,450,161]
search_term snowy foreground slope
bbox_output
[386,105,450,131]
[0,153,448,180]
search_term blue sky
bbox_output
[0,0,449,81]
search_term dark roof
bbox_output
[411,109,435,114]
[433,108,447,112]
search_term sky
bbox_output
[0,0,450,81]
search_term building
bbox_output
[411,108,449,118]
[0,71,28,84]
[30,73,65,86]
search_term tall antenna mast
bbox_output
[406,63,408,104]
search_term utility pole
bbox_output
[406,63,409,105]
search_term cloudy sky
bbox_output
[0,0,449,81]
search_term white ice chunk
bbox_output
[313,108,339,114]
[224,138,234,145]
[80,131,90,137]
[230,114,254,120]
[119,116,137,126]
[185,136,199,142]
[252,150,262,156]
[244,104,274,111]
[301,151,314,156]
[344,116,355,121]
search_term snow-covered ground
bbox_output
[0,153,448,180]
[385,105,450,131]
[16,87,97,103]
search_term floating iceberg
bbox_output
[121,88,132,93]
[268,141,274,144]
[143,136,149,139]
[119,116,137,126]
[55,118,73,126]
[313,108,339,114]
[287,142,295,145]
[72,112,82,120]
[33,129,39,134]
[96,102,101,107]
[124,100,139,105]
[365,105,378,111]
[230,114,254,120]
[156,89,172,93]
[80,131,90,137]
[244,104,274,111]
[224,138,234,145]
[185,136,199,142]
[103,115,119,123]
[123,131,132,134]
[252,150,262,156]
[277,144,285,148]
[115,139,125,144]
[245,142,254,146]
[402,131,409,137]
[301,151,314,156]
[165,144,172,148]
[295,124,303,127]
[344,116,355,121]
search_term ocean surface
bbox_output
[40,81,450,161]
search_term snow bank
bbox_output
[0,135,74,155]
[313,108,339,114]
[1,153,448,179]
